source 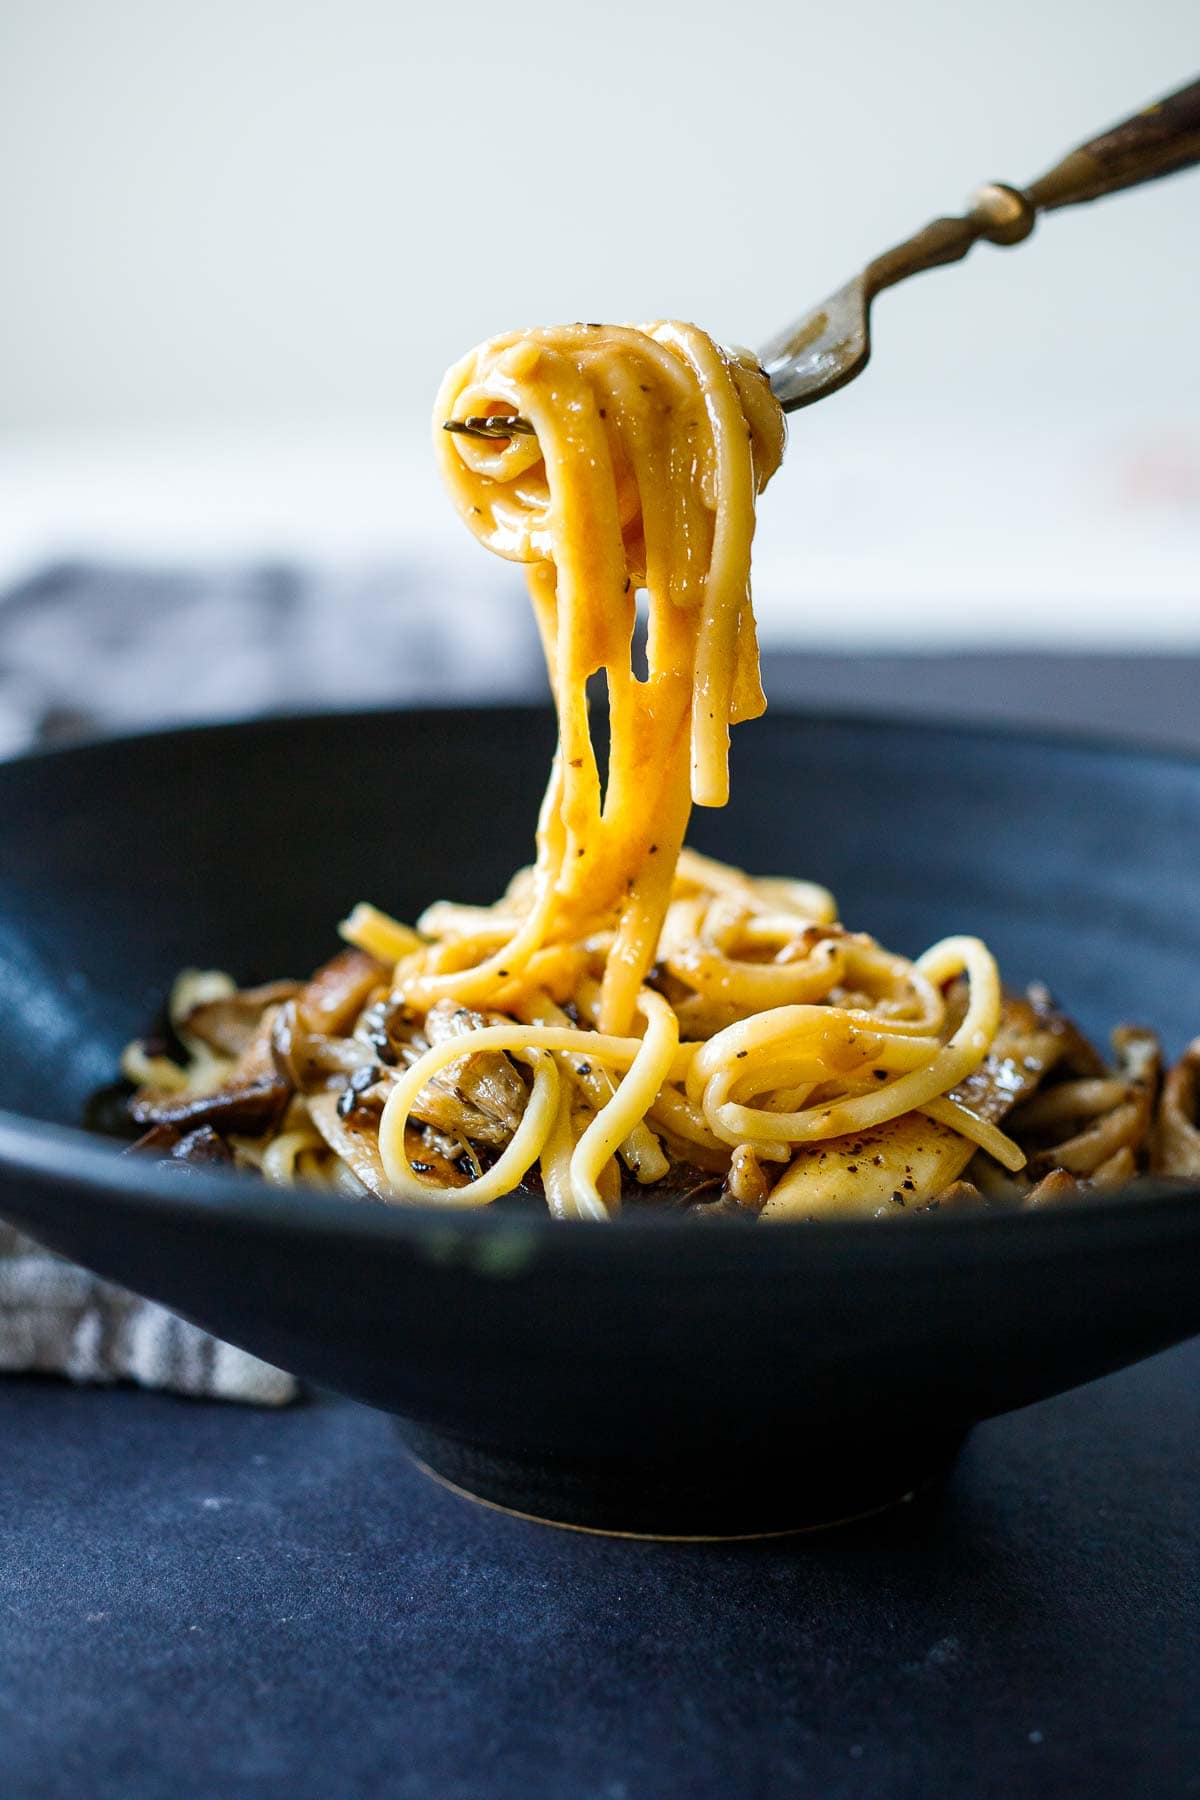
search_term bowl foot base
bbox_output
[396,1423,969,1540]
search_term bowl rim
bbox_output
[2,701,1198,1249]
[0,694,1198,780]
[3,1109,1199,1262]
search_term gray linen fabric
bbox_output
[0,1222,298,1404]
[0,559,541,1400]
[0,557,540,755]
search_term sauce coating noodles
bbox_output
[343,323,1008,1217]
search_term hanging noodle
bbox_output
[358,323,1007,1216]
[135,318,1200,1222]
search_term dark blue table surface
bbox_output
[3,1346,1198,1800]
[3,650,1199,1800]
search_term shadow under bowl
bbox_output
[1,707,1199,1536]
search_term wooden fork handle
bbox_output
[1026,77,1200,211]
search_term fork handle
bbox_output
[862,77,1200,302]
[1026,77,1200,210]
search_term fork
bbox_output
[445,75,1200,440]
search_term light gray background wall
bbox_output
[0,1,1196,642]
[3,0,1196,435]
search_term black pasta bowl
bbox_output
[2,705,1199,1538]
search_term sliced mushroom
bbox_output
[949,985,1083,1124]
[1024,983,1110,1078]
[685,1147,773,1220]
[305,1090,472,1200]
[355,995,423,1064]
[399,1077,507,1147]
[271,1000,376,1089]
[173,1125,233,1165]
[268,950,389,1089]
[634,1161,725,1214]
[125,1122,183,1156]
[129,1076,288,1135]
[363,1001,531,1147]
[130,1004,291,1135]
[297,949,387,1036]
[762,1112,976,1222]
[1152,1038,1200,1177]
[920,1179,987,1214]
[1092,1144,1139,1188]
[181,980,301,1056]
[126,1122,233,1166]
[1010,1026,1160,1179]
[421,1001,528,1134]
[726,1144,771,1212]
[1023,1167,1090,1209]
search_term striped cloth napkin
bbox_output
[0,557,541,1400]
[0,1222,298,1404]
